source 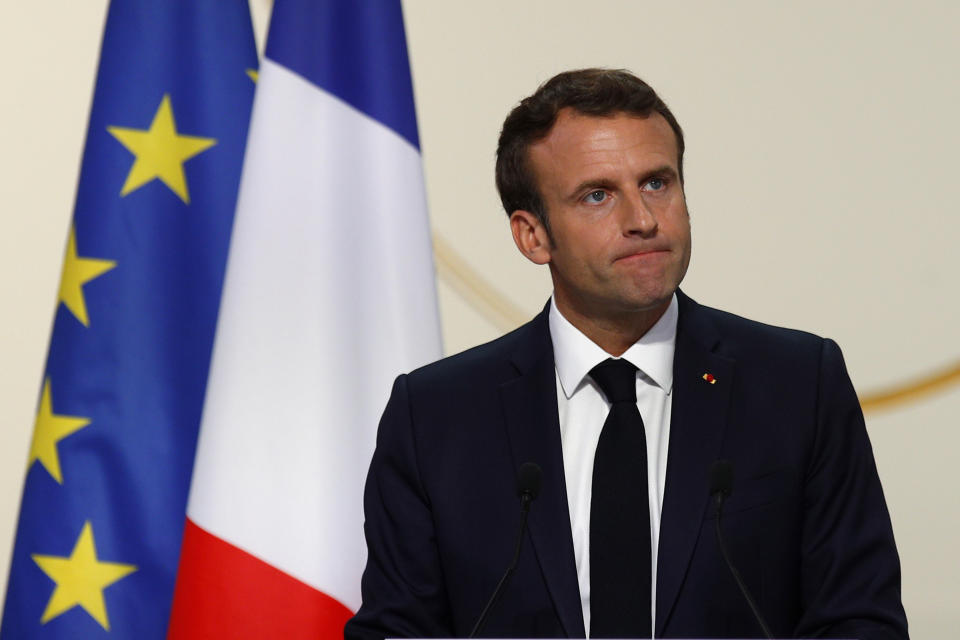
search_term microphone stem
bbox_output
[714,495,774,639]
[468,495,532,638]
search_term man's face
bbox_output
[513,109,691,324]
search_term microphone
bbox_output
[517,461,542,507]
[469,462,542,638]
[709,460,774,640]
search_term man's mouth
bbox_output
[614,248,670,263]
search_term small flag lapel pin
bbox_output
[702,373,717,384]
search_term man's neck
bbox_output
[552,295,672,357]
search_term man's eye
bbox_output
[584,190,607,203]
[644,178,665,191]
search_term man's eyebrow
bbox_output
[567,178,618,200]
[639,164,679,182]
[567,165,679,200]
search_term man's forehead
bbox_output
[541,108,674,148]
[528,110,679,184]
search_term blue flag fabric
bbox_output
[1,1,256,637]
[265,0,420,149]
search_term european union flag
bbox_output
[1,1,256,636]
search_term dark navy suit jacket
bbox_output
[345,292,908,639]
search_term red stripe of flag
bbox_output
[168,519,354,638]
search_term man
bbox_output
[345,69,908,639]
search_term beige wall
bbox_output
[2,1,957,634]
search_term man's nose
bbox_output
[621,192,658,236]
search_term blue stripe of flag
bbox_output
[265,0,421,149]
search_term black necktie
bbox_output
[589,358,652,638]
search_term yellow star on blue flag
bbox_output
[108,95,217,203]
[32,522,137,630]
[57,226,115,327]
[27,379,91,485]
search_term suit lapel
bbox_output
[656,292,735,636]
[499,307,585,638]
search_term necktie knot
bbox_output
[589,358,638,404]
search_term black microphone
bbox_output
[709,460,774,640]
[469,462,542,638]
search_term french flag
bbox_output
[167,1,442,637]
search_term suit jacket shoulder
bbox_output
[404,302,552,393]
[678,290,829,359]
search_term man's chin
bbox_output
[616,287,677,314]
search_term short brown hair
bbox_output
[495,69,685,235]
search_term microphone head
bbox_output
[709,459,734,498]
[517,462,543,500]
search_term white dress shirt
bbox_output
[549,294,678,639]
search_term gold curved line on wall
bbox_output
[433,234,530,330]
[432,234,959,415]
[859,362,960,414]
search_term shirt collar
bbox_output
[549,293,678,399]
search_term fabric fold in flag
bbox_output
[1,1,256,637]
[168,0,442,636]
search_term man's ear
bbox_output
[510,209,552,265]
